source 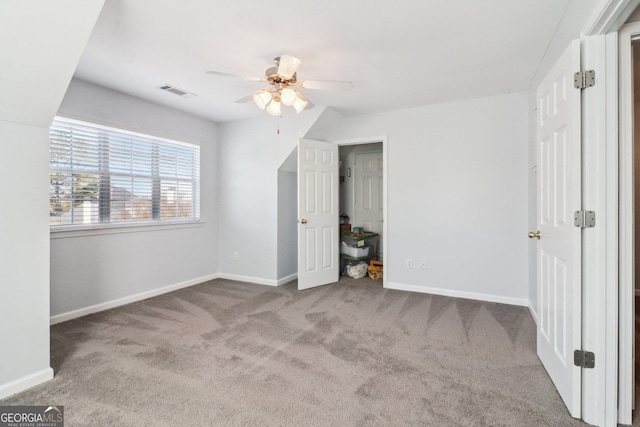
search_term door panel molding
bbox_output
[298,139,339,290]
[535,39,582,418]
[353,151,383,258]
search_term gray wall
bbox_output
[217,110,321,284]
[330,92,529,305]
[51,79,219,317]
[277,170,298,280]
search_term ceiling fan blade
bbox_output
[234,93,255,103]
[297,79,353,91]
[206,70,264,82]
[277,54,301,79]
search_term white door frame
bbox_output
[579,33,619,427]
[333,136,387,288]
[571,3,640,425]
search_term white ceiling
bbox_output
[74,0,571,123]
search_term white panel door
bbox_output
[353,151,383,257]
[298,139,339,290]
[535,40,582,418]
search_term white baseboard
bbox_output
[384,282,529,307]
[277,273,298,285]
[216,273,279,287]
[50,273,220,325]
[0,368,54,400]
[528,302,538,325]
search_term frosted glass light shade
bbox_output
[253,90,272,109]
[277,55,301,79]
[280,87,297,106]
[266,99,282,116]
[292,92,309,113]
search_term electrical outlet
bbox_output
[406,259,413,268]
[420,260,427,270]
[233,252,239,261]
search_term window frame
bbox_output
[49,116,202,235]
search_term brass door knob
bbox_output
[528,230,541,239]
[300,219,308,224]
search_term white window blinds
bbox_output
[50,117,200,228]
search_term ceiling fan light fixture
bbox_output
[209,53,351,117]
[253,89,272,109]
[266,99,282,116]
[280,87,298,106]
[292,92,309,113]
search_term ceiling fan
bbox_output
[207,54,353,116]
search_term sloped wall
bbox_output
[0,0,105,399]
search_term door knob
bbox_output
[528,230,541,239]
[300,219,308,224]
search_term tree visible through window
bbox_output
[49,117,200,227]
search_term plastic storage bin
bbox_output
[341,232,378,255]
[341,242,370,257]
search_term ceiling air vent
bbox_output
[160,84,197,98]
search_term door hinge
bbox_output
[574,70,595,89]
[574,350,595,369]
[574,210,595,228]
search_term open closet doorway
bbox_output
[338,141,384,283]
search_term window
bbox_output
[49,116,200,229]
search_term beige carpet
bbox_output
[1,277,589,426]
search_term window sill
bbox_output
[50,220,204,239]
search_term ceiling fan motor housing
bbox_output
[265,66,297,86]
